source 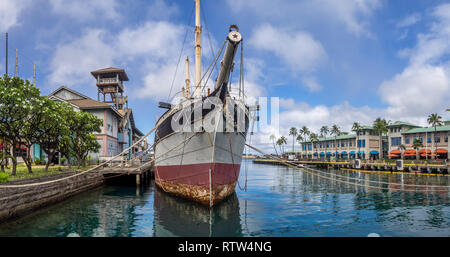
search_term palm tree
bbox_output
[309,133,319,158]
[397,144,406,159]
[373,118,389,160]
[277,136,287,155]
[412,138,423,160]
[330,124,340,159]
[288,127,298,153]
[276,138,283,156]
[299,126,310,156]
[427,113,443,156]
[352,122,362,159]
[320,126,329,138]
[296,134,304,158]
[269,134,278,156]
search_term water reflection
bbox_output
[0,186,150,237]
[0,161,449,237]
[153,188,242,237]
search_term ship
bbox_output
[153,0,249,207]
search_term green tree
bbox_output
[331,124,340,159]
[320,126,329,138]
[373,118,389,160]
[277,136,287,155]
[352,122,362,159]
[67,111,102,167]
[309,133,319,157]
[0,75,41,175]
[412,138,423,160]
[269,134,278,156]
[427,113,443,155]
[288,127,298,153]
[299,126,310,156]
[35,100,71,172]
[296,134,303,157]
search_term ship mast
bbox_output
[185,56,190,98]
[194,0,202,98]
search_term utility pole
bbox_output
[14,48,18,77]
[5,32,8,76]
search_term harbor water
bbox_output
[0,159,449,237]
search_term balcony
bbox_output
[98,78,122,85]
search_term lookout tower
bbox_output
[91,67,129,111]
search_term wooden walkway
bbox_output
[100,160,154,185]
[253,159,450,174]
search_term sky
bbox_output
[1,0,449,153]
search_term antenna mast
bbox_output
[194,0,202,98]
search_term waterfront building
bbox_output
[387,121,450,160]
[31,67,144,164]
[301,126,387,160]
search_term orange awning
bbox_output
[404,153,416,156]
[404,150,416,154]
[390,150,401,154]
[419,149,431,154]
[436,149,448,154]
[386,154,399,158]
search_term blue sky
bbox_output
[1,0,449,152]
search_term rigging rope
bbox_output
[245,144,450,193]
[167,4,195,102]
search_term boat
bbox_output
[153,0,249,207]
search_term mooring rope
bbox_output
[245,144,450,193]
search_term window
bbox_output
[391,137,401,146]
[308,144,312,150]
[445,135,448,143]
[405,136,410,144]
[427,136,432,143]
[435,134,440,143]
[358,140,366,148]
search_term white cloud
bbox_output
[0,0,30,31]
[147,0,180,20]
[48,21,185,98]
[301,76,322,92]
[380,65,450,120]
[49,0,119,21]
[380,3,450,122]
[48,29,115,87]
[249,24,326,92]
[317,0,381,37]
[249,24,326,73]
[228,0,381,37]
[396,13,421,28]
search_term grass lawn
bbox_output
[0,164,95,182]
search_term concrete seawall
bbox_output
[0,170,104,223]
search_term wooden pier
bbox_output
[100,160,154,185]
[253,159,450,174]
